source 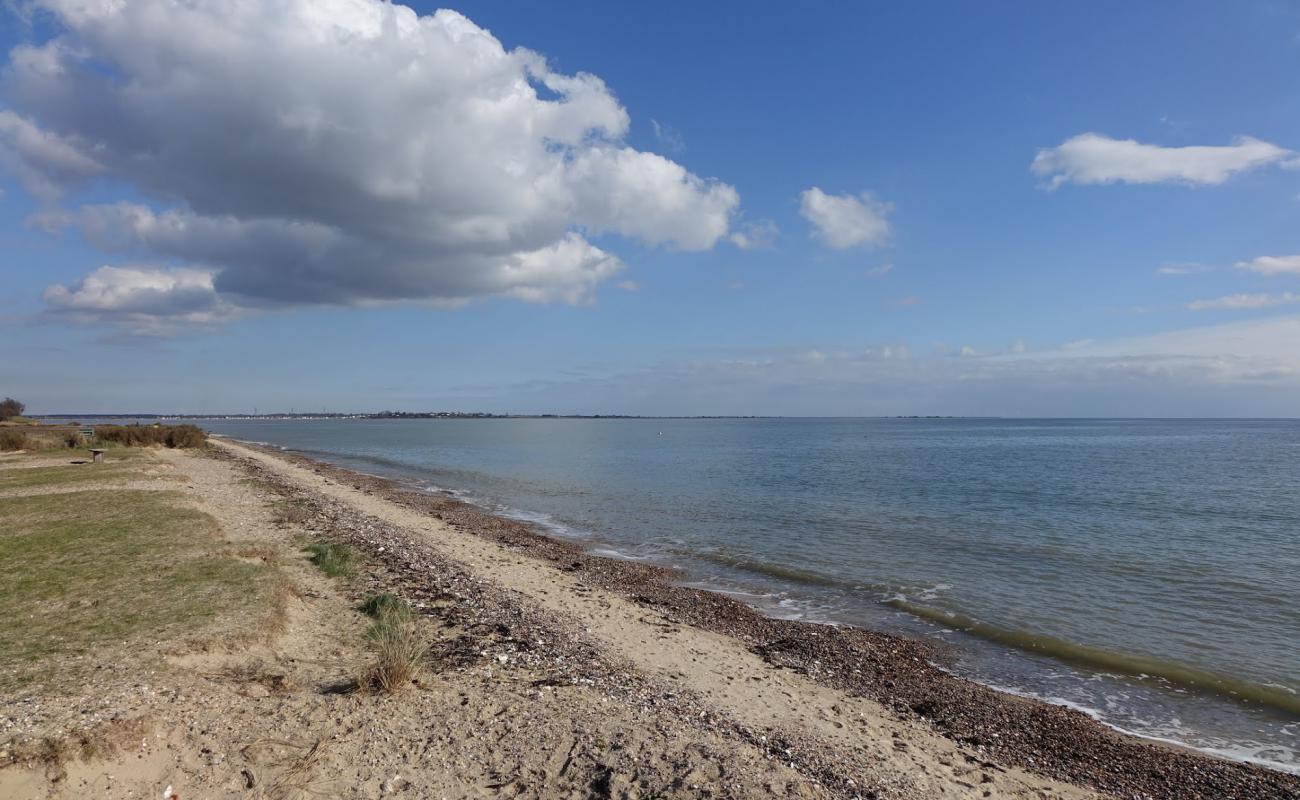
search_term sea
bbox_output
[193,417,1299,773]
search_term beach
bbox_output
[4,436,1296,799]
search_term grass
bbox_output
[362,601,426,694]
[0,462,144,490]
[0,489,277,692]
[359,593,406,618]
[304,541,357,578]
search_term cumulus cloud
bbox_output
[799,187,892,248]
[1235,255,1300,276]
[1186,292,1300,311]
[42,266,237,336]
[1032,133,1297,188]
[1,0,741,330]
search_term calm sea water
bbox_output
[197,417,1300,773]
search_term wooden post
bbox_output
[90,449,105,463]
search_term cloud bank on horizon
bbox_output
[453,316,1300,417]
[4,0,745,332]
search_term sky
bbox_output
[2,0,1300,416]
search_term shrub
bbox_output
[363,604,425,694]
[304,541,356,578]
[163,425,206,448]
[0,397,24,421]
[64,431,84,448]
[0,430,29,451]
[92,424,207,449]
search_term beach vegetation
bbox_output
[273,498,313,526]
[362,602,426,694]
[0,429,28,451]
[304,540,357,578]
[92,423,207,448]
[359,592,407,618]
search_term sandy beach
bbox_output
[2,438,1296,799]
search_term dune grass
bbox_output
[362,599,426,694]
[0,488,276,692]
[304,540,358,578]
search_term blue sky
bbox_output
[3,1,1300,415]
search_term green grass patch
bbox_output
[359,593,406,618]
[0,462,145,491]
[0,489,276,692]
[304,541,357,578]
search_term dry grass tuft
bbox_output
[362,602,426,694]
[0,429,28,451]
[273,500,313,526]
[242,737,334,799]
[3,716,154,772]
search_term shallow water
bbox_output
[198,417,1300,773]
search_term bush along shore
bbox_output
[0,423,207,453]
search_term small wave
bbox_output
[689,551,863,590]
[886,599,1300,717]
[976,679,1300,775]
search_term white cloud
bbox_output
[1032,133,1297,188]
[650,119,685,153]
[728,219,779,250]
[42,266,237,336]
[799,187,892,248]
[1,0,741,329]
[1186,292,1300,311]
[865,263,894,277]
[1235,255,1300,276]
[1157,262,1213,275]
